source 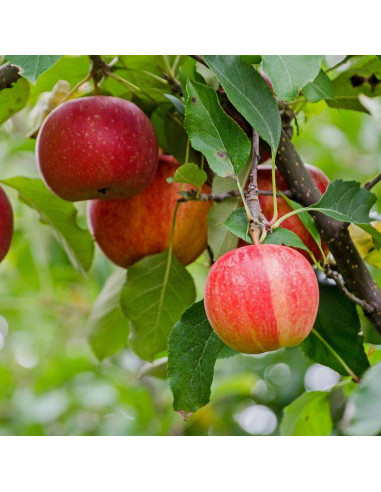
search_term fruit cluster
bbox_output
[29,96,327,355]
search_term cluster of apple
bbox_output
[32,95,330,356]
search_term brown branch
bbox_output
[0,62,21,90]
[178,188,292,203]
[275,130,381,333]
[189,55,207,66]
[365,173,381,190]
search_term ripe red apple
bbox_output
[204,244,319,354]
[88,154,212,268]
[36,96,158,201]
[257,164,330,261]
[0,186,13,263]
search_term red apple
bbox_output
[204,244,319,354]
[88,154,212,268]
[257,164,330,261]
[36,96,158,201]
[0,186,13,263]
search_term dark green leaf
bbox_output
[342,364,381,435]
[179,58,204,98]
[224,207,252,243]
[173,163,207,187]
[168,300,225,416]
[302,69,334,102]
[262,55,322,101]
[239,55,262,65]
[0,77,30,125]
[6,55,61,83]
[185,79,251,176]
[88,269,129,361]
[164,94,185,115]
[121,251,196,361]
[204,55,281,152]
[263,227,312,255]
[301,283,370,378]
[281,391,333,436]
[2,177,94,274]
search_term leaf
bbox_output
[2,177,94,274]
[204,55,281,152]
[239,56,262,65]
[261,55,322,101]
[173,163,207,187]
[281,391,333,436]
[120,251,196,361]
[88,269,130,361]
[179,58,204,99]
[164,94,185,115]
[263,227,313,255]
[224,207,252,243]
[342,364,381,435]
[310,179,376,223]
[7,55,61,83]
[168,300,225,416]
[207,160,252,259]
[302,69,334,102]
[301,283,370,379]
[185,79,251,176]
[357,223,381,249]
[0,77,30,125]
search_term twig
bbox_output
[189,55,207,66]
[325,267,375,314]
[177,188,292,203]
[365,173,381,190]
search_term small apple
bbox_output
[0,186,13,263]
[36,96,158,201]
[257,164,330,262]
[204,244,319,354]
[88,154,212,267]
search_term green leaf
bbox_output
[88,269,129,361]
[357,223,381,249]
[179,58,204,99]
[302,69,334,102]
[263,227,312,255]
[121,251,196,361]
[301,283,370,379]
[224,207,252,243]
[262,55,322,101]
[310,179,376,223]
[7,55,61,83]
[168,300,225,416]
[1,177,94,274]
[342,364,381,435]
[204,55,281,152]
[281,391,333,436]
[185,79,251,177]
[239,55,262,65]
[164,94,185,115]
[0,77,30,125]
[173,163,207,187]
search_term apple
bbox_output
[36,96,158,201]
[204,244,319,354]
[0,186,13,263]
[257,164,330,261]
[88,154,212,267]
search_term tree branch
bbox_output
[189,55,207,66]
[365,173,381,191]
[276,130,381,333]
[178,188,292,203]
[0,63,21,90]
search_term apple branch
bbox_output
[365,173,381,191]
[275,130,381,334]
[178,188,292,203]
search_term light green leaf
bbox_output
[2,177,94,274]
[224,207,252,243]
[173,163,207,187]
[204,55,281,152]
[121,251,196,361]
[7,55,61,83]
[302,69,334,102]
[263,227,312,254]
[281,391,333,436]
[357,223,381,249]
[262,55,323,101]
[0,77,30,124]
[185,79,251,176]
[88,269,129,361]
[168,300,225,416]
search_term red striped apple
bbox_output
[204,244,319,354]
[0,186,13,263]
[257,164,330,262]
[88,154,212,268]
[36,96,158,201]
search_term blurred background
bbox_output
[0,83,380,435]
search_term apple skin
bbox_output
[36,96,158,202]
[204,244,319,354]
[0,186,13,263]
[88,154,212,268]
[257,164,330,262]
